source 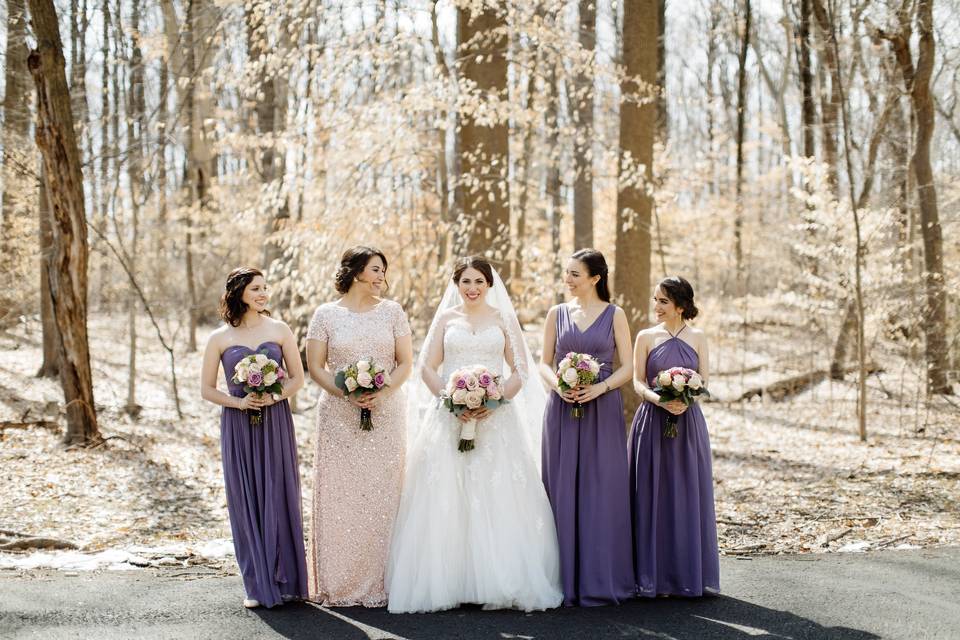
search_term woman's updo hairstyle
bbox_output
[334,246,388,295]
[219,267,270,327]
[570,249,611,303]
[657,276,699,320]
[452,255,495,287]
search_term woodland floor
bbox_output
[1,311,958,570]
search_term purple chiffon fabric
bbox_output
[628,332,720,597]
[541,304,636,606]
[220,341,308,607]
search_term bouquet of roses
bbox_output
[335,357,391,430]
[441,366,508,452]
[652,367,709,438]
[556,352,602,418]
[231,352,286,425]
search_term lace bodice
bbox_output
[441,325,506,380]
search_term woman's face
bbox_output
[353,256,386,295]
[564,259,599,297]
[242,275,269,314]
[457,267,490,306]
[652,286,682,323]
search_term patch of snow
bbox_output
[0,538,234,572]
[837,541,871,553]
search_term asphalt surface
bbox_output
[1,548,958,639]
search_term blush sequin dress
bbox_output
[306,299,410,606]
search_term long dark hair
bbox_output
[452,256,494,286]
[219,267,270,327]
[571,249,611,302]
[335,246,389,294]
[657,276,699,320]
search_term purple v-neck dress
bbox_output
[220,341,308,607]
[541,304,636,606]
[628,328,720,597]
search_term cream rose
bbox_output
[657,371,673,387]
[671,375,686,392]
[562,367,580,386]
[465,389,485,409]
[485,385,502,401]
[356,360,371,372]
[588,359,601,374]
[263,371,278,386]
[345,377,358,392]
[452,388,468,404]
[357,371,374,388]
[688,373,703,390]
[465,374,479,390]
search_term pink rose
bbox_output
[486,385,502,401]
[373,372,386,388]
[247,371,263,386]
[577,360,591,370]
[455,376,468,389]
[478,372,493,387]
[276,368,285,380]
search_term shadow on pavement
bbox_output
[254,595,880,640]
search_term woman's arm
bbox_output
[274,323,305,401]
[574,307,633,404]
[200,332,263,411]
[305,338,343,397]
[632,331,661,404]
[421,319,447,397]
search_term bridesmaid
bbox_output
[539,249,635,606]
[629,276,719,597]
[200,267,309,609]
[305,246,414,606]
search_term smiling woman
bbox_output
[198,266,309,609]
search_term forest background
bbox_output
[0,0,957,564]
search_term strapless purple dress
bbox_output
[220,341,308,607]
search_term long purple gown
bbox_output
[220,342,309,607]
[541,304,635,607]
[628,328,720,597]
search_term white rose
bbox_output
[345,377,358,392]
[465,374,479,390]
[688,373,703,390]
[357,371,373,388]
[465,389,485,409]
[356,360,371,372]
[255,354,268,365]
[263,371,277,386]
[452,388,468,404]
[382,370,392,386]
[588,359,601,374]
[671,375,686,392]
[562,367,580,386]
[559,358,572,370]
[657,371,673,387]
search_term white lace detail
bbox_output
[441,324,505,379]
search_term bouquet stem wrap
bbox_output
[360,407,373,431]
[458,419,476,452]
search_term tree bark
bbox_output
[615,0,657,334]
[457,1,510,272]
[1,0,32,286]
[37,166,60,378]
[908,0,950,393]
[573,0,595,250]
[27,0,100,444]
[126,0,146,415]
[798,0,816,159]
[733,0,751,287]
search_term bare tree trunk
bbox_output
[798,0,815,159]
[733,0,751,288]
[38,166,60,378]
[812,0,840,194]
[1,0,32,286]
[615,0,657,333]
[125,0,146,415]
[457,2,510,272]
[907,0,950,393]
[27,0,100,445]
[96,0,111,309]
[546,62,563,305]
[572,0,595,250]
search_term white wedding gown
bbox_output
[386,324,563,613]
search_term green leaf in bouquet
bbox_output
[334,370,346,387]
[483,399,499,410]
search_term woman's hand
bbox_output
[458,407,490,422]
[354,387,393,409]
[238,392,268,411]
[556,386,578,404]
[660,399,688,415]
[573,383,607,404]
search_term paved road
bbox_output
[1,548,958,639]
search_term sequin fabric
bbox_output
[306,299,410,607]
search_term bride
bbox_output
[386,256,562,613]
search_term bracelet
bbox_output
[604,382,610,393]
